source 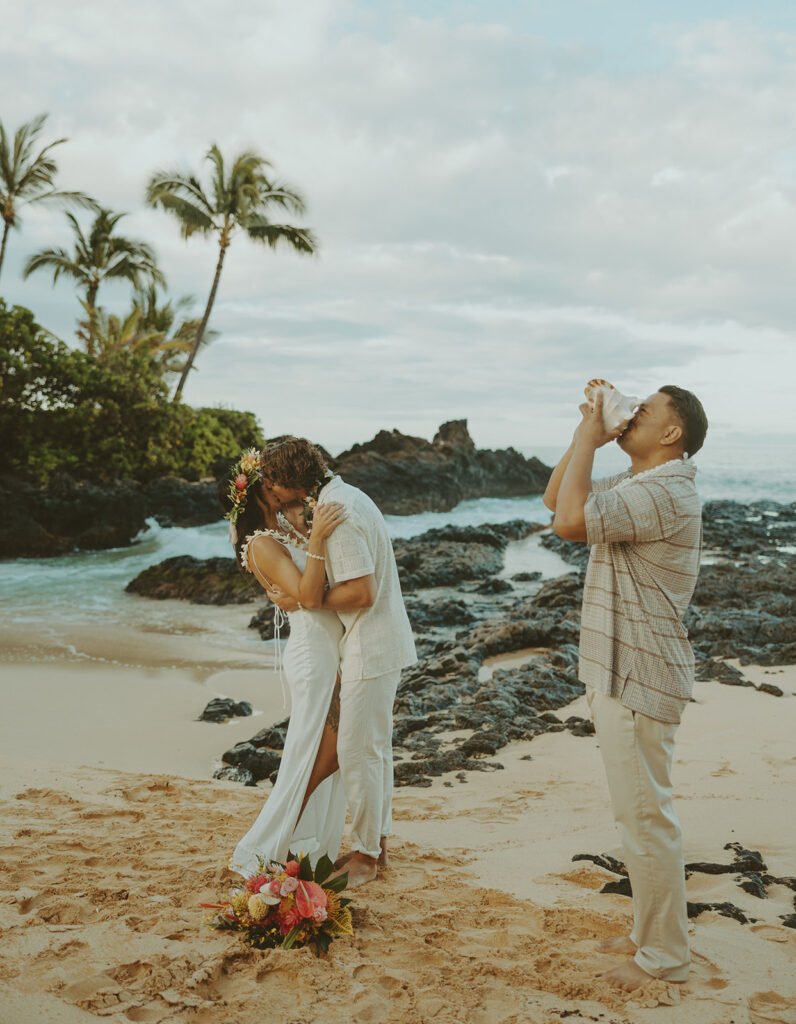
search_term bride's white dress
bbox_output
[230,546,347,875]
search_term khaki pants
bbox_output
[586,686,690,981]
[337,670,400,859]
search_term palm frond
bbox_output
[244,220,318,254]
[35,189,99,211]
[256,180,307,216]
[152,192,216,238]
[23,247,88,284]
[147,171,215,218]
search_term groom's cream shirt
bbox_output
[320,476,416,682]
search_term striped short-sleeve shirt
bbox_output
[579,458,702,724]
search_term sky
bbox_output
[2,1,796,454]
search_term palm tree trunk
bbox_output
[86,281,99,357]
[172,235,228,403]
[0,219,11,278]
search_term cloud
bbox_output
[1,3,795,451]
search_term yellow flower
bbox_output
[248,895,269,921]
[232,892,250,916]
[325,890,342,920]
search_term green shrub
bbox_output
[0,299,263,482]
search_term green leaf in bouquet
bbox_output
[313,854,334,884]
[299,854,314,881]
[281,922,303,950]
[313,931,332,956]
[324,871,349,894]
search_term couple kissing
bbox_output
[220,437,416,890]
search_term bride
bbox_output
[219,448,348,874]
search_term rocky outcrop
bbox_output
[0,472,220,559]
[125,556,259,604]
[1,421,552,558]
[392,520,545,591]
[329,420,551,514]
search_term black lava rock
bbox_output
[198,698,254,723]
[222,742,281,782]
[213,766,257,786]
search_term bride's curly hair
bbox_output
[259,437,329,492]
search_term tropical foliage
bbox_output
[0,300,262,483]
[0,113,95,277]
[24,207,164,354]
[147,145,317,400]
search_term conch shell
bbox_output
[584,379,639,432]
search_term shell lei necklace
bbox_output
[239,526,308,573]
[615,455,689,490]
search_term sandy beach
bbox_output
[1,631,794,1024]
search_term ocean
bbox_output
[1,442,792,660]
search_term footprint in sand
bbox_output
[751,923,794,944]
[690,949,730,990]
[748,991,796,1024]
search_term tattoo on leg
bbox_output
[325,675,341,733]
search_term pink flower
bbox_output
[269,879,282,897]
[295,880,328,921]
[312,906,328,923]
[280,877,299,896]
[235,474,248,491]
[245,873,269,894]
[285,860,300,877]
[279,904,303,934]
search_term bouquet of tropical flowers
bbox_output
[202,853,353,955]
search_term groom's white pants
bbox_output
[586,686,690,982]
[337,669,400,859]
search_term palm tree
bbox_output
[23,208,165,355]
[127,284,218,375]
[146,145,317,402]
[0,113,95,277]
[78,286,217,375]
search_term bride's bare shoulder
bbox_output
[241,530,291,573]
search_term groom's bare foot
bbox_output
[333,850,354,871]
[332,852,377,889]
[334,837,389,871]
[598,960,655,992]
[596,936,637,955]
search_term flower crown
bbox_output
[224,447,262,527]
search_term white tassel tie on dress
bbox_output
[272,606,289,709]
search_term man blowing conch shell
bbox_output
[544,383,708,993]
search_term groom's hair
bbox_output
[260,437,328,492]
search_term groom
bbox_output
[260,437,417,887]
[545,386,707,992]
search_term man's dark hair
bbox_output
[659,386,708,457]
[260,437,329,492]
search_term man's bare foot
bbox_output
[335,837,389,871]
[596,936,638,955]
[598,960,654,992]
[331,852,377,889]
[333,850,354,871]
